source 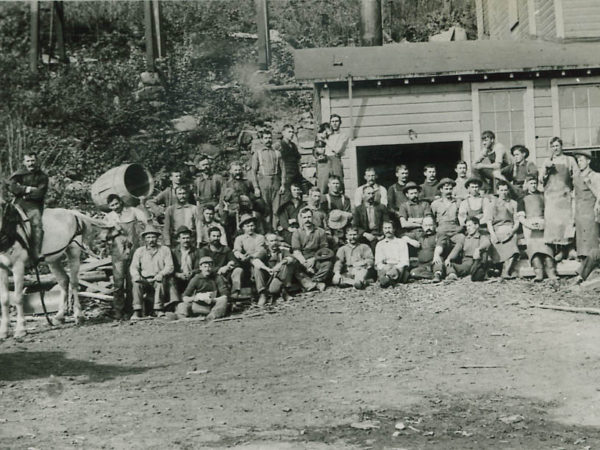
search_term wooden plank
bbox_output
[78,291,113,302]
[329,83,470,99]
[336,111,472,126]
[331,94,472,108]
[79,279,112,295]
[334,101,472,117]
[79,257,111,273]
[351,122,472,137]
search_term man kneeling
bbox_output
[176,256,229,320]
[332,227,374,289]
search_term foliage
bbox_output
[0,0,475,211]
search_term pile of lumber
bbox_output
[10,257,113,315]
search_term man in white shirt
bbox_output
[354,167,388,206]
[375,221,419,288]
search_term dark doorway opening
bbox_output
[356,141,463,189]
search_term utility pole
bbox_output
[53,1,67,63]
[255,0,270,70]
[30,0,40,73]
[144,0,165,71]
[144,0,156,71]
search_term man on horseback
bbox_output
[8,152,48,263]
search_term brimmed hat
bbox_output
[571,149,593,159]
[327,210,352,230]
[465,177,483,187]
[401,181,421,194]
[239,213,257,227]
[199,256,214,265]
[437,177,456,188]
[176,225,193,236]
[511,145,530,159]
[315,247,335,261]
[140,223,161,237]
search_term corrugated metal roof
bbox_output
[294,40,600,82]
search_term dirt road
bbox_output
[2,278,600,449]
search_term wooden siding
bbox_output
[535,0,557,39]
[514,0,531,39]
[326,84,474,193]
[562,0,600,38]
[533,79,554,165]
[487,0,511,39]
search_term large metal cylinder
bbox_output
[360,0,382,46]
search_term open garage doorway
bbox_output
[356,141,464,189]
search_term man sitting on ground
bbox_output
[130,224,174,319]
[375,221,419,288]
[176,256,229,320]
[252,233,296,305]
[445,217,490,281]
[332,227,374,290]
[292,208,333,292]
[407,216,446,283]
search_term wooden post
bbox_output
[151,0,164,59]
[255,0,270,70]
[348,76,354,139]
[30,0,39,73]
[143,0,156,71]
[53,1,67,63]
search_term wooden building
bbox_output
[294,1,600,196]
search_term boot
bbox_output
[544,256,558,280]
[531,256,544,282]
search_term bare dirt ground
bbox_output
[2,278,600,449]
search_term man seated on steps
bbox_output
[406,215,447,283]
[292,208,333,292]
[232,214,267,301]
[375,221,419,288]
[252,233,296,306]
[176,256,229,320]
[332,227,374,290]
[129,224,174,320]
[444,217,490,282]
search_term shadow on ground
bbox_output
[0,351,152,382]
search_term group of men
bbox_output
[6,124,600,322]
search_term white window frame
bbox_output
[551,76,600,150]
[472,80,536,161]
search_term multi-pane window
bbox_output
[558,84,600,148]
[479,88,526,148]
